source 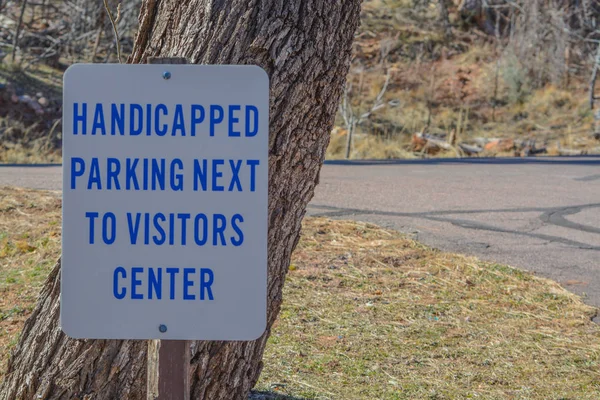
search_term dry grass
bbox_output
[327,132,417,160]
[0,188,61,377]
[0,116,62,164]
[257,219,600,399]
[0,189,599,399]
[329,0,600,160]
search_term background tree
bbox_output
[0,0,362,399]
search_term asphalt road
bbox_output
[1,157,599,309]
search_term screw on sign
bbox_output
[61,57,269,400]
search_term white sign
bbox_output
[61,64,268,340]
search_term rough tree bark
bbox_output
[0,1,362,399]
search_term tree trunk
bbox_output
[0,1,362,399]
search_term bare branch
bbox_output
[590,41,600,109]
[358,69,391,123]
[102,0,122,63]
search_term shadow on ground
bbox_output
[0,63,62,98]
